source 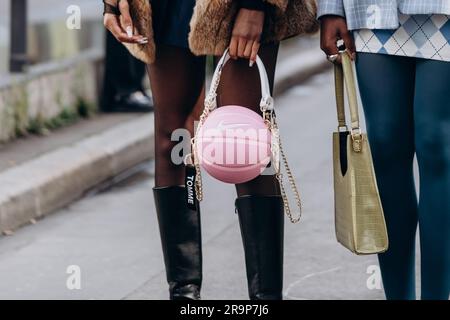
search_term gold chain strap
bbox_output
[191,106,210,202]
[191,59,226,202]
[191,54,303,223]
[266,111,303,224]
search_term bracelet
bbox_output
[103,0,121,16]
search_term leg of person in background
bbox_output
[355,53,419,300]
[148,45,206,300]
[414,58,450,300]
[216,44,285,300]
[129,46,147,93]
[102,31,153,113]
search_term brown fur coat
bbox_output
[126,0,318,64]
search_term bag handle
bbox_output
[334,51,363,152]
[192,49,303,224]
[205,48,274,112]
[334,60,346,129]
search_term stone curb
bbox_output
[0,115,154,233]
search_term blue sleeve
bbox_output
[317,0,345,19]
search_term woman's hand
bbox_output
[229,8,265,66]
[320,15,356,62]
[103,0,147,44]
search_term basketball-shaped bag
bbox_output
[196,105,271,184]
[195,51,274,184]
[191,49,303,224]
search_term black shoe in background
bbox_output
[103,91,154,113]
[102,32,153,113]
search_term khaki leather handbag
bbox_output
[332,51,389,255]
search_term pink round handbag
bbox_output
[190,49,303,223]
[194,50,274,184]
[196,105,272,184]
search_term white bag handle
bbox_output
[205,48,274,112]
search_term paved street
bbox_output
[0,70,388,300]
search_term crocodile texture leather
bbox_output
[332,52,389,255]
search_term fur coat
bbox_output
[125,0,318,64]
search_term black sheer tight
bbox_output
[148,45,206,187]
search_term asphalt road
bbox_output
[0,70,390,300]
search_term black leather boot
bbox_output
[235,195,284,300]
[153,186,202,300]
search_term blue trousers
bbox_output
[355,53,450,300]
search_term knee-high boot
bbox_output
[235,195,284,300]
[153,186,202,300]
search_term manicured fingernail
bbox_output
[126,26,133,38]
[249,60,255,67]
[139,40,148,44]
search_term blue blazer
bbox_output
[317,0,450,30]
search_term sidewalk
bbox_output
[0,40,395,300]
[0,40,329,235]
[126,71,386,300]
[0,70,389,300]
[0,113,154,233]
